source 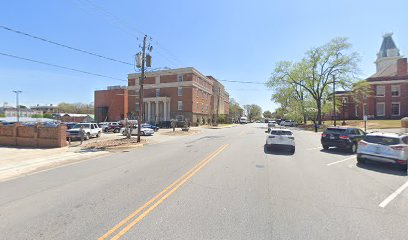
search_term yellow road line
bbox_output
[99,144,229,240]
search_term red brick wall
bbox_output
[94,89,128,122]
[0,124,67,148]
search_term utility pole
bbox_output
[12,90,22,123]
[332,75,336,126]
[137,35,147,143]
[216,87,220,125]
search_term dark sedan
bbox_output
[321,127,365,153]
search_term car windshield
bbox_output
[325,128,347,133]
[364,136,401,145]
[72,124,90,129]
[270,130,292,135]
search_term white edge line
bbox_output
[379,181,408,208]
[327,156,355,166]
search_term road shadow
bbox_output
[356,162,407,176]
[264,145,294,156]
[320,148,354,156]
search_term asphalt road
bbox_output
[1,123,407,239]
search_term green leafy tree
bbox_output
[243,104,262,121]
[267,37,360,124]
[229,98,244,122]
[263,110,273,119]
[58,102,94,114]
[31,114,43,118]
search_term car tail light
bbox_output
[396,160,406,164]
[391,146,407,151]
[321,133,327,137]
[358,141,368,146]
[339,135,349,140]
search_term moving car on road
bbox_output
[120,125,154,136]
[321,127,365,153]
[267,120,277,132]
[265,128,295,154]
[357,132,408,170]
[280,120,297,127]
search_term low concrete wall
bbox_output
[0,123,67,148]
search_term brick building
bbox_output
[128,67,229,125]
[337,33,408,120]
[207,76,230,122]
[94,86,128,122]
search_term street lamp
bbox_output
[12,90,22,123]
[342,98,346,126]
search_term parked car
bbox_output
[64,122,77,130]
[119,125,154,136]
[321,127,365,153]
[265,128,295,154]
[107,122,123,133]
[357,132,408,170]
[141,123,159,131]
[280,120,297,127]
[66,123,102,140]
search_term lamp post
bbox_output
[12,90,22,123]
[342,98,346,126]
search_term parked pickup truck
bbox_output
[66,123,101,140]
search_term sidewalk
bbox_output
[0,128,204,182]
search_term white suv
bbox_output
[265,128,295,154]
[66,123,102,140]
[357,132,408,170]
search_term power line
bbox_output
[218,79,266,85]
[0,52,127,82]
[73,0,185,67]
[0,25,133,66]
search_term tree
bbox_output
[351,80,372,117]
[263,110,273,119]
[58,102,94,114]
[267,37,360,125]
[243,104,262,121]
[31,114,43,118]
[229,98,244,122]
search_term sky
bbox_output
[0,0,407,113]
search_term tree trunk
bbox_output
[316,99,322,125]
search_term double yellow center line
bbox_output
[99,144,229,240]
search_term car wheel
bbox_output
[85,133,90,140]
[322,145,329,150]
[141,131,145,136]
[96,132,100,138]
[357,155,365,164]
[290,147,295,154]
[114,128,120,133]
[350,143,357,153]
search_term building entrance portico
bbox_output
[143,97,171,122]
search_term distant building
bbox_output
[53,113,94,123]
[337,33,408,120]
[94,86,128,122]
[207,76,230,122]
[128,67,228,125]
[30,104,59,114]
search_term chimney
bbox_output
[397,58,407,76]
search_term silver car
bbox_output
[357,132,408,170]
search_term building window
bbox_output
[178,101,183,111]
[355,104,358,117]
[156,88,160,97]
[376,86,385,97]
[201,103,204,112]
[196,102,199,111]
[363,103,367,116]
[376,102,385,116]
[178,74,183,83]
[391,85,400,97]
[196,88,198,98]
[391,102,400,116]
[178,87,182,96]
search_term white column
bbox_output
[155,100,159,122]
[147,102,151,122]
[167,100,171,120]
[163,100,167,121]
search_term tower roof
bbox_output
[378,33,399,57]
